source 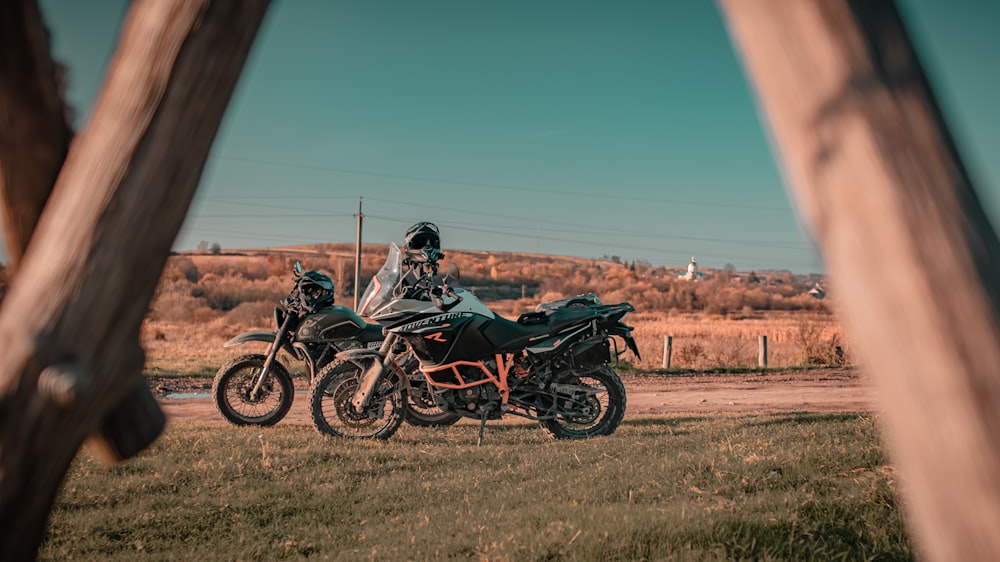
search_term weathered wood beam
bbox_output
[0,0,177,468]
[0,1,271,559]
[718,1,1000,559]
[0,0,71,268]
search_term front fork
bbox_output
[351,333,399,411]
[250,313,294,400]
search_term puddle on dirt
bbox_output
[163,390,308,400]
[163,392,211,399]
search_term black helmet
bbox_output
[298,270,335,311]
[404,221,443,263]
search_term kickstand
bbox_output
[477,406,492,446]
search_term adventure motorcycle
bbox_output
[308,243,640,442]
[212,261,459,427]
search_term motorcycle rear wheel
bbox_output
[213,354,294,426]
[310,358,406,440]
[539,365,626,439]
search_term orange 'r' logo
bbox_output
[425,332,447,342]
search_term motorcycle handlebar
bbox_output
[414,263,462,311]
[431,285,462,312]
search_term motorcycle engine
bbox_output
[439,383,504,420]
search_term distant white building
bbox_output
[679,256,703,281]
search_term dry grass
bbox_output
[489,302,846,371]
[627,310,847,370]
[138,248,844,377]
[142,305,847,379]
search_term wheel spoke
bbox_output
[212,354,294,426]
[540,366,626,440]
[310,359,406,440]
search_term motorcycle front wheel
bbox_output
[213,354,294,426]
[540,365,627,440]
[309,358,406,440]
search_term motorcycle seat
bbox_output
[546,306,599,332]
[484,314,558,350]
[485,307,599,351]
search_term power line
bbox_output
[177,226,343,245]
[182,205,816,265]
[187,194,809,250]
[192,198,352,214]
[179,219,820,270]
[199,195,360,200]
[188,213,354,219]
[366,215,819,268]
[190,213,354,218]
[361,196,808,247]
[218,155,790,212]
[185,161,817,268]
[367,211,813,252]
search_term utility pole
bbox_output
[353,197,364,311]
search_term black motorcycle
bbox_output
[308,244,640,442]
[213,261,459,427]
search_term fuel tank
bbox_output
[296,305,374,343]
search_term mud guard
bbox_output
[224,330,299,360]
[223,330,276,347]
[608,326,641,361]
[335,347,386,364]
[623,333,641,360]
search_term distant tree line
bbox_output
[137,246,829,324]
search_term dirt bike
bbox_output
[212,261,460,427]
[308,243,640,443]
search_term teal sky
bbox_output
[22,0,1000,273]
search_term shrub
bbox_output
[708,339,752,368]
[676,340,706,367]
[225,301,275,329]
[191,306,223,324]
[194,273,284,311]
[149,291,203,322]
[161,256,199,283]
[793,317,844,365]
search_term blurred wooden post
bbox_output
[0,2,70,270]
[662,336,672,369]
[0,1,271,559]
[719,1,1000,559]
[757,335,768,368]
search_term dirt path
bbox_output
[153,368,877,425]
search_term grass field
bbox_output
[41,413,911,561]
[57,250,900,560]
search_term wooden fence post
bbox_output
[662,336,673,369]
[758,335,768,368]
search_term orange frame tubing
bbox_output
[419,353,515,405]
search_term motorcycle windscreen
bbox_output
[358,243,403,317]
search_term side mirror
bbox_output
[293,260,303,275]
[446,262,460,280]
